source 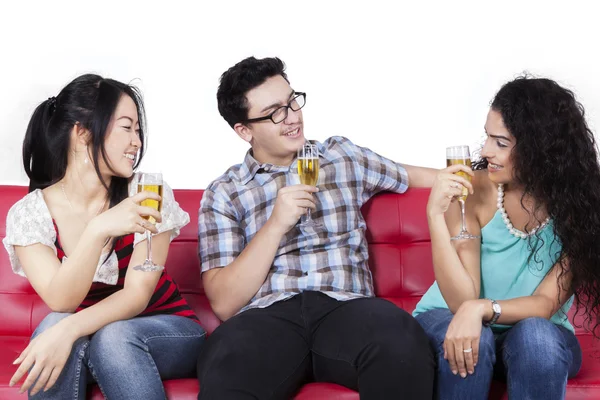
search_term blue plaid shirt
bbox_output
[198,136,409,313]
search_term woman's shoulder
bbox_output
[7,189,49,219]
[4,188,56,250]
[3,189,57,278]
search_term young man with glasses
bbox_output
[196,56,437,399]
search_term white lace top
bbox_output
[2,174,190,285]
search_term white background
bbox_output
[1,1,599,189]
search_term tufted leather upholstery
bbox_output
[1,186,599,399]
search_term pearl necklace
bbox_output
[497,184,550,239]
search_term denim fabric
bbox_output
[29,312,205,400]
[416,308,581,400]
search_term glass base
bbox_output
[299,220,323,227]
[451,231,481,241]
[133,260,164,272]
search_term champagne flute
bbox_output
[446,146,479,240]
[297,143,321,226]
[133,172,165,272]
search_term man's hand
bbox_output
[269,185,318,234]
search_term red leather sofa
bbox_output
[1,185,600,399]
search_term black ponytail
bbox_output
[22,98,58,192]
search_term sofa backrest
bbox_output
[0,186,589,336]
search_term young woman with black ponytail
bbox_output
[3,74,205,399]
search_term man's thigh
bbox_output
[311,297,432,388]
[197,297,311,399]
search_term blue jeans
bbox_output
[416,308,582,400]
[29,312,206,400]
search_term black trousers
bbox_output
[197,291,434,400]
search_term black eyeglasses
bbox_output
[241,92,306,125]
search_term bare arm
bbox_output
[472,260,572,324]
[403,164,439,188]
[202,185,317,321]
[13,192,161,312]
[427,166,481,312]
[15,226,107,312]
[9,232,171,393]
[62,232,170,337]
[442,228,570,378]
[429,208,482,312]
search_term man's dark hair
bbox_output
[217,57,288,128]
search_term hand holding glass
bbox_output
[446,146,479,240]
[297,144,321,226]
[134,172,165,271]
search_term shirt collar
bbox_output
[238,139,331,185]
[238,150,262,185]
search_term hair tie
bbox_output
[47,96,57,114]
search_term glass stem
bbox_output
[305,208,312,222]
[459,199,467,233]
[146,230,152,262]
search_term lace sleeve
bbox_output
[133,180,190,246]
[2,190,57,277]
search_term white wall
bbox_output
[2,1,599,189]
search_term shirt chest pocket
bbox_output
[316,183,362,233]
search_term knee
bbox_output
[204,326,252,362]
[33,312,74,337]
[508,318,563,353]
[504,318,568,375]
[469,325,496,369]
[370,309,434,361]
[416,309,495,361]
[394,309,431,344]
[478,325,495,351]
[197,322,261,373]
[415,309,456,352]
[416,309,453,341]
[89,320,142,364]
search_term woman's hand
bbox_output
[426,164,474,217]
[90,191,163,238]
[9,321,77,395]
[443,300,487,378]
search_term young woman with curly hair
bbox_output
[413,76,600,399]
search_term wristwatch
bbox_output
[483,299,501,327]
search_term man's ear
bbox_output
[234,123,253,143]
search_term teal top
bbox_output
[413,210,574,333]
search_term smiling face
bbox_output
[99,94,142,178]
[233,75,305,166]
[481,108,516,185]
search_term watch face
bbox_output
[492,303,501,313]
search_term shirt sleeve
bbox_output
[2,191,57,278]
[337,136,409,197]
[198,186,245,273]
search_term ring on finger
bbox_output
[452,182,461,189]
[463,347,473,353]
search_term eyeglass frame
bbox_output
[240,92,306,125]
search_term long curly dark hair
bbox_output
[474,76,600,334]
